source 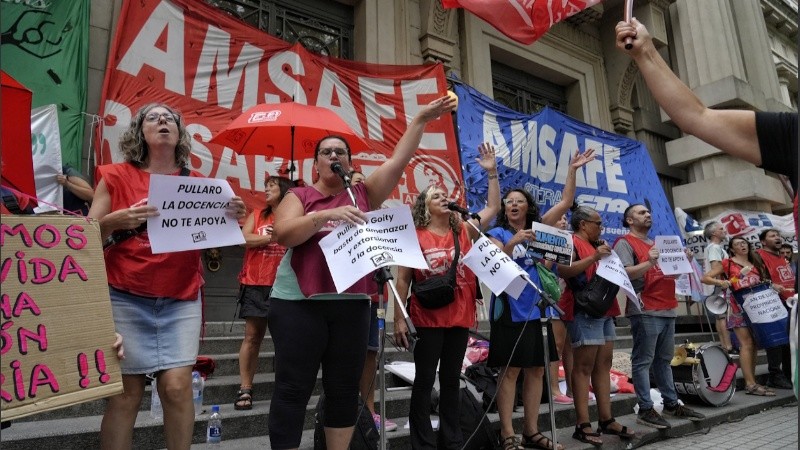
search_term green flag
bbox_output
[1,0,89,169]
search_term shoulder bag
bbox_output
[412,230,460,309]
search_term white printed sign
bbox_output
[147,175,244,253]
[742,287,789,324]
[528,222,573,265]
[31,104,63,213]
[596,250,637,302]
[656,235,692,275]
[319,207,426,293]
[463,236,528,298]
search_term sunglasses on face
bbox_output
[503,199,526,206]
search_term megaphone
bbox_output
[704,290,728,315]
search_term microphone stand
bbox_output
[456,211,560,450]
[338,173,417,450]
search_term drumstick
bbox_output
[624,0,635,49]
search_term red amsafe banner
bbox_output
[98,0,462,210]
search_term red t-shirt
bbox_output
[557,235,621,321]
[757,249,795,301]
[408,226,477,328]
[238,210,286,286]
[617,235,678,312]
[97,163,204,300]
[723,259,766,313]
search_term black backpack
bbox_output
[459,382,500,450]
[314,394,378,450]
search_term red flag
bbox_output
[442,0,602,45]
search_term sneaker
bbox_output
[552,393,574,404]
[663,404,705,422]
[372,413,398,432]
[767,375,793,390]
[636,408,671,429]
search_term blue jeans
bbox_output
[629,314,678,410]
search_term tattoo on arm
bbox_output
[312,215,323,228]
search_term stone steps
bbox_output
[1,319,789,450]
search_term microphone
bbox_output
[330,162,351,184]
[447,202,480,220]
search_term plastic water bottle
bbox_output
[206,405,222,444]
[150,377,163,420]
[191,371,204,416]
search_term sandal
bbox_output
[745,384,776,396]
[500,435,524,450]
[234,387,253,410]
[597,417,635,439]
[572,423,602,447]
[522,431,564,450]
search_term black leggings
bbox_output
[267,298,369,449]
[409,326,469,450]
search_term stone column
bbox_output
[665,0,787,219]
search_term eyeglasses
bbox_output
[503,199,526,206]
[584,220,603,227]
[319,148,348,157]
[144,112,177,123]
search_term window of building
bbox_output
[491,61,567,114]
[205,0,354,59]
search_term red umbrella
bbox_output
[210,102,369,178]
[1,71,36,199]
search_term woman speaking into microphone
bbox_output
[267,95,456,450]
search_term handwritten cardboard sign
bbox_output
[147,175,245,254]
[1,215,122,420]
[318,207,427,293]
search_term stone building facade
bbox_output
[84,0,797,318]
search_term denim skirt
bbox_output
[110,287,201,374]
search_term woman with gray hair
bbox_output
[393,142,500,450]
[557,205,631,446]
[90,103,246,450]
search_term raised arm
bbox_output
[615,18,760,165]
[542,149,595,225]
[365,95,457,208]
[467,142,501,238]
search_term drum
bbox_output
[671,344,736,407]
[731,283,789,349]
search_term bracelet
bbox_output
[487,173,498,180]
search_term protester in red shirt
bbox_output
[757,229,795,390]
[393,142,500,450]
[91,104,246,450]
[233,176,293,410]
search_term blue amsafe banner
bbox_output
[454,83,680,244]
